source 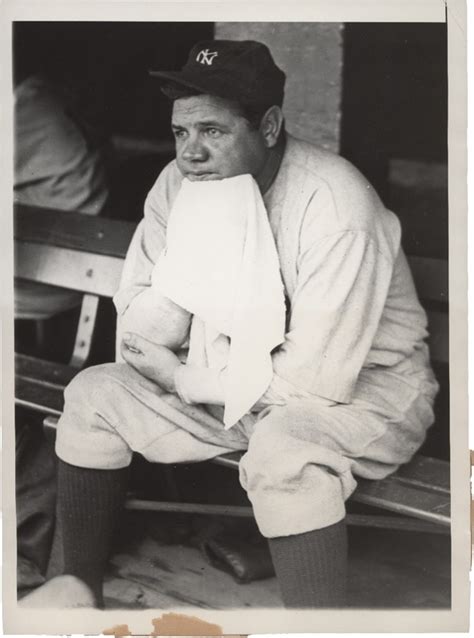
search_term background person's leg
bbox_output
[16,414,57,596]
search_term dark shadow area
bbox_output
[340,22,448,209]
[13,21,214,223]
[341,23,449,461]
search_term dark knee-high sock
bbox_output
[57,459,129,607]
[268,519,348,608]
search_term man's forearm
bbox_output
[174,364,226,406]
[173,359,335,411]
[119,287,191,352]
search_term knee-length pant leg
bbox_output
[239,364,437,539]
[239,404,358,538]
[56,363,249,469]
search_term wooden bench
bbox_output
[14,203,450,534]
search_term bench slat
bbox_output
[15,376,65,416]
[14,204,137,258]
[15,205,448,302]
[393,455,449,492]
[353,478,450,526]
[16,353,78,388]
[15,354,73,416]
[15,241,125,297]
[212,451,450,526]
[212,451,241,470]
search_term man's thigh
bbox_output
[237,374,433,537]
[56,362,249,469]
[243,365,435,485]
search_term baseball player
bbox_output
[24,40,438,609]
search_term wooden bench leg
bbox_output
[34,319,47,354]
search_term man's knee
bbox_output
[57,364,133,469]
[239,407,356,537]
[241,405,350,485]
[240,413,291,485]
[63,363,127,412]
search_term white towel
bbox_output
[152,174,286,428]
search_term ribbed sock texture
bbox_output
[268,519,348,608]
[58,459,129,608]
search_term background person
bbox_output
[14,69,110,597]
[14,70,110,323]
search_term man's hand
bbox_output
[120,332,181,393]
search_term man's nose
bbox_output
[181,134,207,162]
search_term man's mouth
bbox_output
[185,171,219,181]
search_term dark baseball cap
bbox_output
[149,40,285,110]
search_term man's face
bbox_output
[172,94,268,182]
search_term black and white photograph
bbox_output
[2,0,470,634]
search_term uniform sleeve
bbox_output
[255,229,395,406]
[176,194,396,410]
[113,169,179,357]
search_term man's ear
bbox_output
[260,106,284,148]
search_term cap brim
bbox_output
[149,70,222,96]
[149,69,247,105]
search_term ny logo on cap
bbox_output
[196,49,218,65]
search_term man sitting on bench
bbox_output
[31,40,439,609]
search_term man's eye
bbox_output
[205,128,222,138]
[173,129,187,139]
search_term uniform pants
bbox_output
[55,352,437,538]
